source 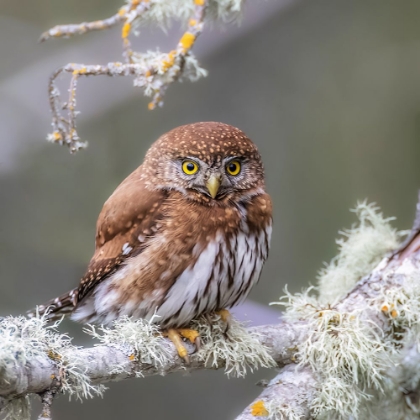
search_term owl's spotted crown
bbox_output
[145,121,262,165]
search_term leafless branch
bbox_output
[42,0,213,152]
[0,322,305,400]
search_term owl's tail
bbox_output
[27,288,78,322]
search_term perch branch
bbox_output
[0,322,306,401]
[2,194,420,420]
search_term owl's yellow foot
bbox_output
[165,328,200,363]
[216,309,232,333]
[216,309,231,323]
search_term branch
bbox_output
[233,196,420,419]
[0,321,306,400]
[42,0,244,152]
[2,197,420,420]
[236,366,317,420]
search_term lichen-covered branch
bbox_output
[0,320,303,399]
[233,199,420,419]
[2,198,420,420]
[43,0,243,152]
[236,366,317,420]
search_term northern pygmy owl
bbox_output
[31,122,272,357]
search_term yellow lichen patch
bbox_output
[145,70,152,77]
[179,32,195,52]
[129,354,136,361]
[122,22,131,39]
[51,131,62,142]
[194,0,205,5]
[391,309,398,318]
[78,67,87,75]
[189,19,197,27]
[162,50,176,71]
[381,305,389,312]
[50,374,56,380]
[148,102,156,110]
[118,7,127,16]
[251,400,269,417]
[47,350,62,361]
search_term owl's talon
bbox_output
[178,328,200,344]
[216,309,232,334]
[166,328,189,362]
[165,328,200,362]
[193,336,201,353]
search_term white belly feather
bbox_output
[72,223,272,327]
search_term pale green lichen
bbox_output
[279,297,388,419]
[86,313,275,379]
[264,399,306,420]
[128,0,243,29]
[0,314,105,420]
[0,397,30,420]
[272,203,420,419]
[318,202,404,303]
[131,50,207,98]
[191,314,276,378]
[84,316,172,377]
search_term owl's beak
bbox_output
[206,174,221,198]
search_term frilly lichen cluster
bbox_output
[0,315,105,420]
[191,314,276,377]
[0,311,275,419]
[84,316,172,377]
[86,314,275,378]
[318,201,404,303]
[125,0,244,26]
[270,202,420,420]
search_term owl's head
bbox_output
[143,122,266,203]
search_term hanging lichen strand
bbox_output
[42,0,244,152]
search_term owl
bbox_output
[30,122,272,360]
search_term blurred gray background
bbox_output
[1,0,420,418]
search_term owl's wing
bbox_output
[77,169,167,301]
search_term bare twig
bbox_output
[43,0,211,152]
[393,190,420,261]
[40,13,126,41]
[37,390,55,420]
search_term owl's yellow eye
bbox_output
[226,160,241,176]
[182,160,199,175]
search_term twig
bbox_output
[37,390,55,420]
[393,190,420,261]
[43,0,210,152]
